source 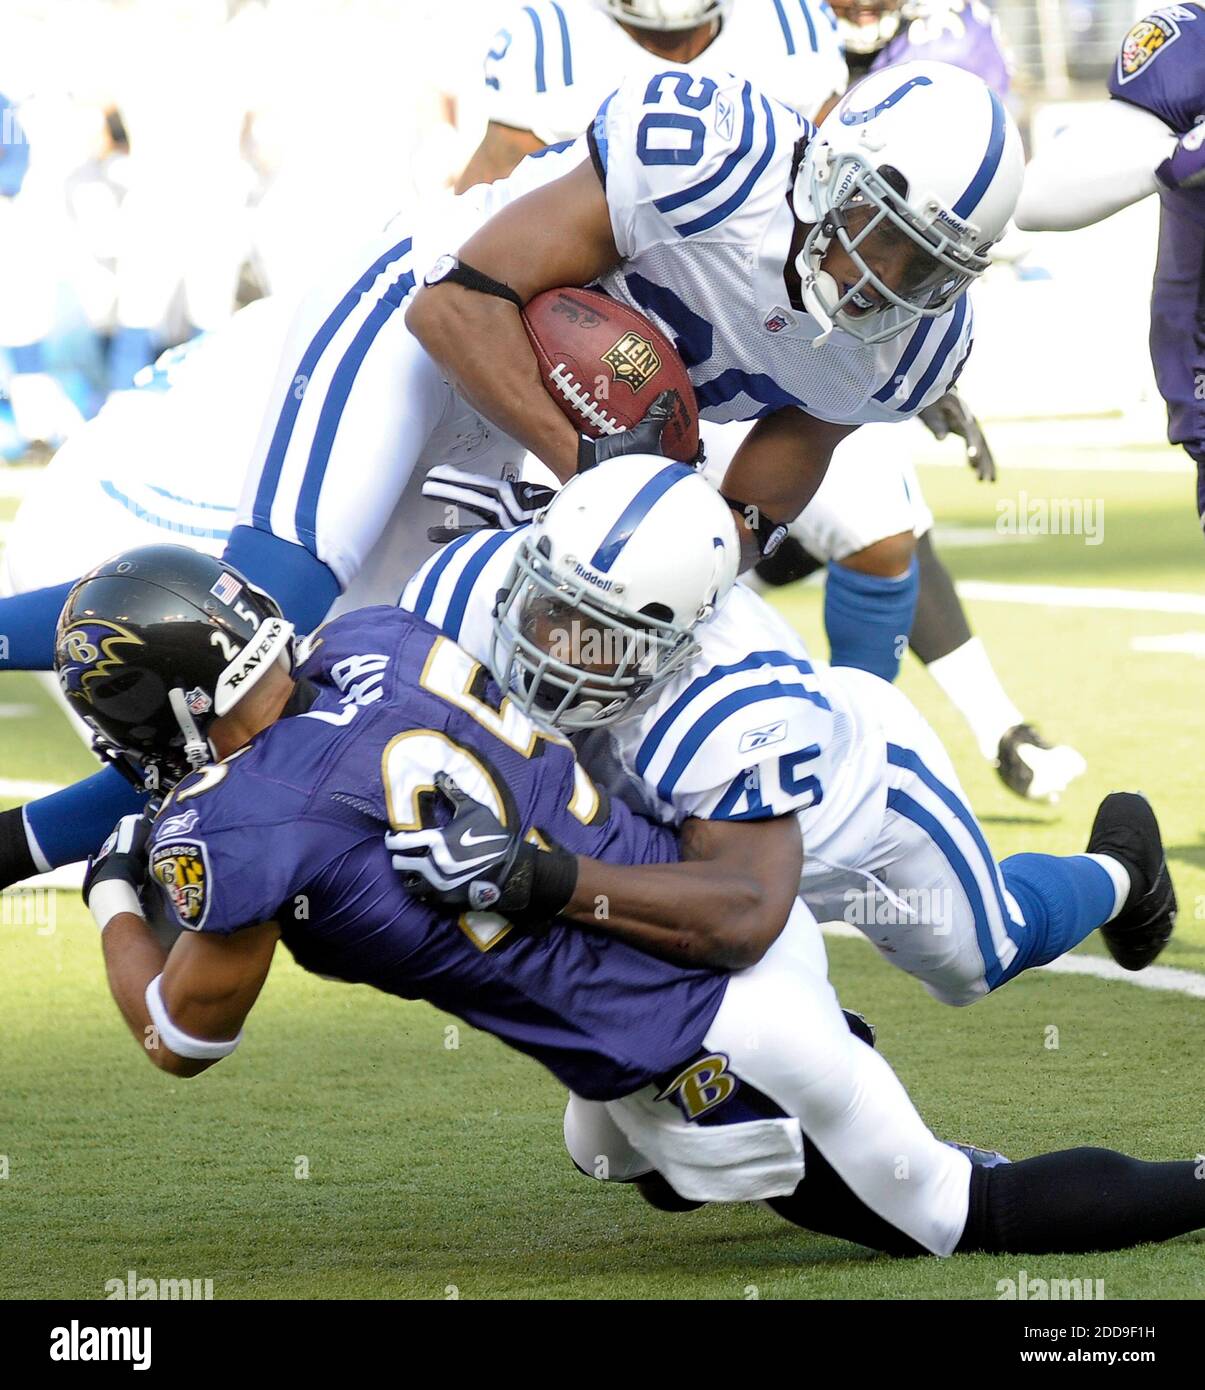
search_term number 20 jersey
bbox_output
[454,68,976,429]
[144,606,727,1101]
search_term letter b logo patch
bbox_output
[657,1052,737,1120]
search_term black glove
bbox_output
[577,389,703,472]
[423,464,557,544]
[918,387,996,482]
[385,773,577,926]
[83,812,153,928]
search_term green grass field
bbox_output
[2,445,1204,1300]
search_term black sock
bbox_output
[909,531,972,664]
[0,806,37,890]
[958,1147,1205,1254]
[767,1136,928,1257]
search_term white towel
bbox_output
[607,1087,805,1203]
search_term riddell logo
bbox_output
[934,206,972,238]
[573,561,614,592]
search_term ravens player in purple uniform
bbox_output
[59,543,1205,1261]
[1017,5,1205,531]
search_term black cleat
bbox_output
[842,1009,877,1049]
[996,722,1086,804]
[633,1172,705,1213]
[1087,792,1177,971]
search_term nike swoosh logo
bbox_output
[460,829,508,848]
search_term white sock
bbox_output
[1085,853,1132,923]
[924,637,1024,762]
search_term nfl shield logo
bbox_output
[185,686,212,716]
[764,313,790,334]
[601,331,662,392]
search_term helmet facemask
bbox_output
[490,536,701,732]
[597,0,728,33]
[796,153,989,345]
[827,0,904,55]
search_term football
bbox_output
[522,287,700,462]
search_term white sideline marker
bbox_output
[822,920,1205,999]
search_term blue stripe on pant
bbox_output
[885,743,1116,993]
[885,785,1011,990]
[250,236,413,534]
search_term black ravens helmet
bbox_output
[54,545,294,790]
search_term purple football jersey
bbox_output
[1108,5,1205,458]
[871,1,1011,97]
[146,606,727,1101]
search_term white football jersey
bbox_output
[400,528,889,881]
[454,70,975,427]
[483,0,848,136]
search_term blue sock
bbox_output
[999,853,1117,979]
[224,524,341,634]
[0,581,77,669]
[824,555,920,683]
[107,326,157,392]
[24,766,149,869]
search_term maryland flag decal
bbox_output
[150,839,211,931]
[1117,14,1179,83]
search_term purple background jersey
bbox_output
[1107,4,1205,466]
[871,1,1011,97]
[145,606,727,1101]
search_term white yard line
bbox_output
[0,776,66,799]
[956,579,1205,617]
[822,920,1205,999]
[1131,632,1205,658]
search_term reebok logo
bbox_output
[739,720,787,754]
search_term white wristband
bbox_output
[88,880,143,933]
[145,973,242,1060]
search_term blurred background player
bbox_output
[456,0,848,189]
[1014,2,1205,536]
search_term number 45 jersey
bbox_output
[143,606,727,1101]
[402,529,890,884]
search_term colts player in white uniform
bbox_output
[401,457,1176,1008]
[396,457,1176,1190]
[458,0,847,188]
[0,60,1009,887]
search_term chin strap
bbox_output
[799,266,837,346]
[168,688,215,773]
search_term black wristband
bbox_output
[721,494,789,557]
[443,260,524,310]
[504,843,579,930]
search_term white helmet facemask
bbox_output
[596,0,728,32]
[794,147,988,346]
[829,0,904,55]
[490,535,705,731]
